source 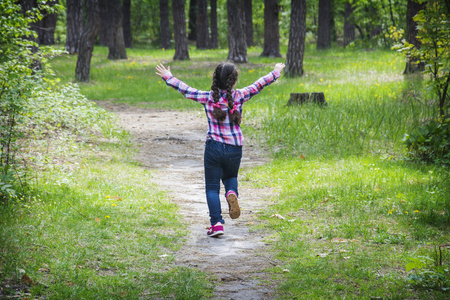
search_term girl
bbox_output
[155,62,285,237]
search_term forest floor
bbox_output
[101,101,281,299]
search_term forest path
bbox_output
[102,102,278,299]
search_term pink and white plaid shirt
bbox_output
[162,70,280,146]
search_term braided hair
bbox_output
[211,62,241,124]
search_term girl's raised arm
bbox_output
[155,63,172,79]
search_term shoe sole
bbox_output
[208,230,224,237]
[227,193,241,219]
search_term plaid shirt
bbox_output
[162,70,280,146]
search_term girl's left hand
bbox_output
[156,63,172,78]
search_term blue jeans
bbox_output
[204,139,242,225]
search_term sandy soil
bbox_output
[101,102,279,299]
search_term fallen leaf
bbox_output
[95,218,101,222]
[38,267,50,273]
[299,154,305,160]
[21,274,34,286]
[317,253,328,258]
[331,238,348,243]
[320,198,330,204]
[282,269,290,273]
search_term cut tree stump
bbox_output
[288,92,327,106]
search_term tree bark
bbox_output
[286,0,306,77]
[404,0,426,74]
[65,0,83,54]
[75,0,100,82]
[98,0,108,46]
[343,1,355,48]
[210,0,218,49]
[244,0,253,47]
[160,0,171,49]
[38,0,58,45]
[188,0,197,41]
[317,0,331,49]
[172,0,190,60]
[107,0,127,60]
[227,0,247,63]
[196,0,210,49]
[122,0,132,48]
[261,0,281,57]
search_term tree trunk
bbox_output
[317,0,331,49]
[98,0,108,46]
[330,0,336,42]
[210,0,218,49]
[65,0,83,54]
[18,0,41,71]
[404,0,426,74]
[160,0,171,49]
[227,0,247,63]
[196,0,210,49]
[107,0,127,60]
[261,0,281,57]
[343,1,355,48]
[38,0,58,45]
[286,0,306,77]
[122,0,132,48]
[75,0,100,82]
[172,0,190,60]
[244,0,253,47]
[188,0,197,41]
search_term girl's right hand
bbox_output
[274,63,285,73]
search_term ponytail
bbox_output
[211,62,241,124]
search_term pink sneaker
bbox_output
[226,191,240,219]
[207,222,224,237]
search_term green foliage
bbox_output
[402,117,450,164]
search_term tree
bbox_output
[343,1,355,48]
[123,0,132,48]
[261,0,281,57]
[244,0,253,47]
[196,0,210,49]
[210,0,218,49]
[317,0,331,49]
[285,0,307,77]
[75,0,100,81]
[227,0,247,63]
[160,0,171,49]
[107,0,127,60]
[98,0,108,46]
[172,0,190,60]
[65,0,83,54]
[37,0,58,45]
[188,0,197,41]
[403,0,425,74]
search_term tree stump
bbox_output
[288,92,327,106]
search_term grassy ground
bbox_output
[2,44,448,299]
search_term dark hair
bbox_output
[211,62,241,124]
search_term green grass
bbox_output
[0,131,212,298]
[6,44,449,299]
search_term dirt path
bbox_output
[102,102,278,299]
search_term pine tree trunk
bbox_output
[98,0,108,46]
[107,0,127,60]
[122,0,132,48]
[210,0,218,49]
[188,0,197,41]
[196,0,210,49]
[38,0,58,45]
[66,0,83,54]
[261,0,281,57]
[404,0,425,74]
[317,0,331,49]
[160,0,171,49]
[286,0,306,77]
[75,0,100,82]
[227,0,247,63]
[244,0,253,47]
[172,0,190,60]
[343,1,355,48]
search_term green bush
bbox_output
[402,118,450,165]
